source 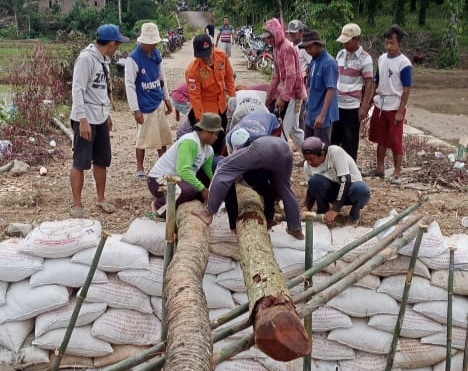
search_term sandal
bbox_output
[362,169,385,179]
[145,212,166,222]
[70,205,86,218]
[135,171,147,180]
[96,201,115,214]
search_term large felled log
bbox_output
[235,184,311,361]
[163,200,212,371]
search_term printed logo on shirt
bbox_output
[387,68,394,78]
[92,72,107,90]
[218,61,225,71]
[200,68,212,80]
[188,78,196,91]
[140,68,147,75]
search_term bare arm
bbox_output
[395,86,410,123]
[358,77,374,121]
[314,88,336,128]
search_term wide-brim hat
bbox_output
[137,22,161,44]
[194,113,223,132]
[298,30,325,48]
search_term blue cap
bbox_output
[97,24,130,43]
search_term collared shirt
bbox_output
[336,46,373,109]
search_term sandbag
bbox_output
[215,359,269,371]
[204,274,236,309]
[377,275,447,303]
[214,339,265,360]
[118,257,164,296]
[322,260,380,289]
[421,326,466,350]
[19,219,102,258]
[393,338,451,369]
[0,319,34,352]
[209,213,240,260]
[92,308,161,345]
[413,296,468,328]
[328,318,393,354]
[35,298,106,337]
[339,351,387,371]
[0,239,43,282]
[311,306,352,332]
[71,234,149,272]
[0,280,69,324]
[433,352,464,371]
[215,263,246,293]
[372,256,431,279]
[259,357,338,371]
[93,344,152,367]
[33,325,113,357]
[3,343,50,370]
[399,221,447,258]
[368,307,444,338]
[48,353,95,369]
[421,235,468,270]
[273,247,307,279]
[82,273,153,314]
[340,239,378,263]
[232,292,248,305]
[373,209,398,241]
[0,281,6,306]
[431,270,468,295]
[207,254,236,275]
[312,333,355,360]
[328,286,399,317]
[330,226,372,252]
[150,296,162,319]
[29,258,108,287]
[121,218,166,256]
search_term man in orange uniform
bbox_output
[185,34,236,154]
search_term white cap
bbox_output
[336,23,361,43]
[229,128,250,150]
[137,22,161,44]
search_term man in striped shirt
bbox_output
[332,23,373,161]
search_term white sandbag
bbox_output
[214,339,266,360]
[82,273,152,314]
[12,344,50,370]
[72,234,149,272]
[392,368,432,371]
[368,306,444,338]
[421,235,468,270]
[377,275,447,303]
[0,281,6,306]
[0,239,43,282]
[215,263,246,293]
[210,308,231,321]
[312,306,352,332]
[413,296,468,328]
[0,319,34,352]
[328,286,399,317]
[209,213,240,260]
[373,209,398,241]
[328,318,393,354]
[207,254,236,275]
[121,218,166,256]
[431,270,468,295]
[204,274,236,309]
[421,326,466,350]
[0,280,69,323]
[118,257,164,296]
[270,221,331,253]
[19,219,102,258]
[273,247,306,279]
[236,89,267,106]
[330,226,372,251]
[233,292,249,305]
[210,241,241,261]
[215,311,251,338]
[433,352,464,371]
[312,332,355,360]
[340,238,378,263]
[372,256,431,279]
[322,259,380,289]
[35,298,106,337]
[92,308,160,345]
[93,344,152,367]
[399,221,447,258]
[29,258,108,287]
[339,351,387,371]
[33,325,113,357]
[215,359,269,371]
[393,338,450,369]
[259,357,338,371]
[150,296,162,319]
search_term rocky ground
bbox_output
[0,27,467,238]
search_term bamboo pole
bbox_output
[160,176,177,342]
[303,212,314,371]
[385,222,428,371]
[463,313,468,371]
[446,246,456,371]
[52,232,109,371]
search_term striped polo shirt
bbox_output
[336,46,373,109]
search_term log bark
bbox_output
[163,200,212,371]
[236,184,310,361]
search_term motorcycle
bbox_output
[242,38,274,72]
[255,46,274,73]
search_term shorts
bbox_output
[72,119,111,170]
[171,98,190,115]
[135,105,172,149]
[219,42,232,58]
[368,107,405,155]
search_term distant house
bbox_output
[38,0,107,14]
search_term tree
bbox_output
[0,0,25,37]
[367,0,379,27]
[418,0,428,26]
[394,0,406,26]
[439,0,466,68]
[410,0,417,11]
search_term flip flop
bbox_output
[70,205,86,218]
[96,201,115,214]
[145,212,166,222]
[134,171,147,179]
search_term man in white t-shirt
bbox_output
[301,136,371,223]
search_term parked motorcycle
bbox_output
[242,38,274,73]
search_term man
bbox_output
[332,23,373,161]
[215,17,235,58]
[186,34,236,155]
[205,18,215,41]
[300,30,339,146]
[170,81,190,122]
[286,19,312,131]
[301,137,371,223]
[125,22,173,179]
[69,24,129,217]
[262,17,306,153]
[147,113,223,218]
[368,24,412,185]
[193,117,305,240]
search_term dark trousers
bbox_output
[225,170,275,230]
[307,174,370,214]
[331,108,361,161]
[188,109,228,155]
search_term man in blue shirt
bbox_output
[300,30,339,146]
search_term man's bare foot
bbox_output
[287,229,305,240]
[192,208,214,225]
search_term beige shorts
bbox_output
[135,105,172,149]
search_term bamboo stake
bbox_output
[52,232,109,371]
[160,175,177,342]
[303,212,314,371]
[463,313,468,371]
[385,223,428,371]
[446,246,456,371]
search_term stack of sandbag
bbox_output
[0,211,467,371]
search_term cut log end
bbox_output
[253,295,311,361]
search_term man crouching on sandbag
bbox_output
[192,112,304,240]
[301,136,371,224]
